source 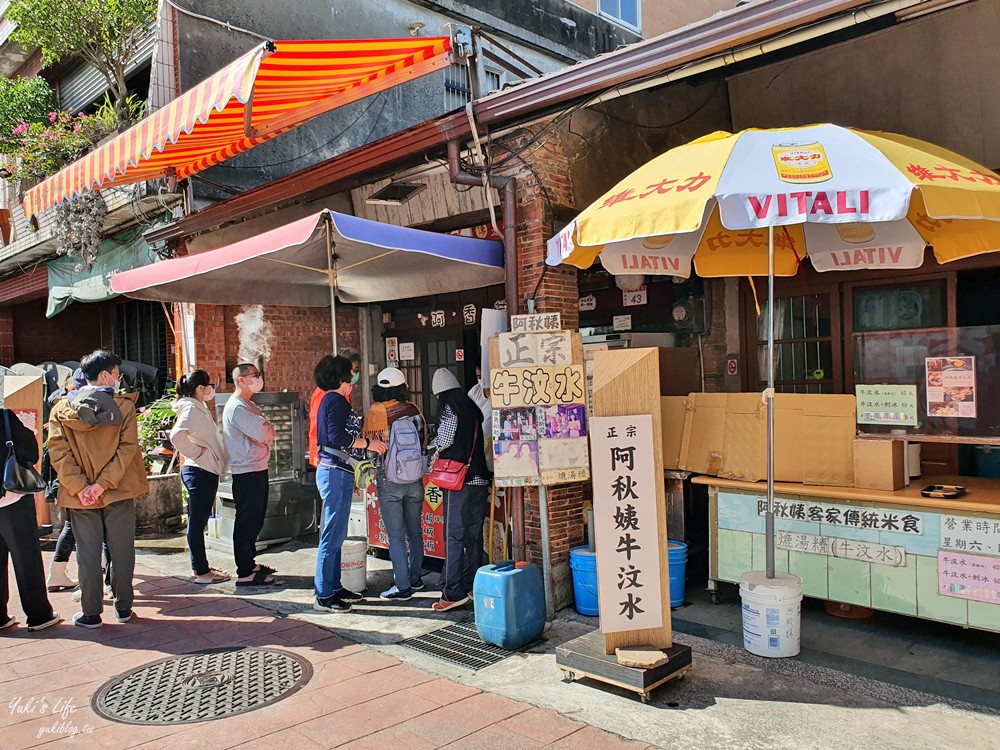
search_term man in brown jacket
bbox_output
[48,350,148,629]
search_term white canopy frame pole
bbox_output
[766,225,776,580]
[326,218,338,353]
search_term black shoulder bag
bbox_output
[3,409,45,496]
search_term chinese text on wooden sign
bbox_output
[490,329,589,487]
[590,415,663,634]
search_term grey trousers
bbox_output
[70,501,136,617]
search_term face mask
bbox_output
[247,377,264,394]
[203,386,216,401]
[351,372,360,385]
[112,379,121,392]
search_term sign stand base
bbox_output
[555,629,692,703]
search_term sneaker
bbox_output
[432,596,470,612]
[0,616,15,631]
[114,610,132,623]
[410,579,425,591]
[104,585,113,599]
[380,586,412,601]
[313,595,351,613]
[27,614,62,632]
[73,613,102,629]
[336,588,364,601]
[71,588,82,602]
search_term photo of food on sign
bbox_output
[493,408,539,442]
[538,403,587,439]
[538,437,590,482]
[926,355,977,418]
[494,440,541,482]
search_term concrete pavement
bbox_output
[3,542,999,750]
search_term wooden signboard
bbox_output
[3,375,47,526]
[591,348,671,653]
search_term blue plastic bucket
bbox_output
[668,541,688,608]
[569,545,599,616]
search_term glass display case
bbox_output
[854,324,1000,439]
[207,392,318,550]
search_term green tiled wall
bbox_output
[712,489,1000,632]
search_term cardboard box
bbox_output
[679,392,857,486]
[658,348,700,396]
[661,397,689,470]
[854,439,905,491]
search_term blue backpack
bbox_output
[385,414,425,484]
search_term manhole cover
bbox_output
[399,620,524,670]
[92,647,312,725]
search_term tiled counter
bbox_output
[695,476,1000,633]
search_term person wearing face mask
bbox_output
[48,350,148,629]
[222,363,277,587]
[170,370,230,585]
[348,352,362,410]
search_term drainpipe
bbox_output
[446,138,526,562]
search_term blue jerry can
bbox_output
[473,561,546,650]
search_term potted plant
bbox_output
[135,394,184,535]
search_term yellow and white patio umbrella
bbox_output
[548,123,1000,579]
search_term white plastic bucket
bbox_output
[341,538,368,593]
[740,571,802,658]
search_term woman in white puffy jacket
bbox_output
[170,370,230,584]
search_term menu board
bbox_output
[926,356,976,418]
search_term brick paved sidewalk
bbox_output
[2,559,651,750]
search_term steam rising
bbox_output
[235,305,273,363]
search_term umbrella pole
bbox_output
[326,220,338,353]
[766,225,776,580]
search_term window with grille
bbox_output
[599,0,640,31]
[755,292,840,394]
[115,300,168,371]
[444,63,503,110]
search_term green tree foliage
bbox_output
[0,76,56,139]
[9,0,157,126]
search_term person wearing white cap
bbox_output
[362,367,426,600]
[428,368,492,612]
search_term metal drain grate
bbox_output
[399,620,522,670]
[91,647,312,725]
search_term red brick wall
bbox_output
[190,303,361,400]
[504,126,587,606]
[0,307,13,363]
[11,298,116,365]
[0,266,48,305]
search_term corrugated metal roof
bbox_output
[59,31,156,113]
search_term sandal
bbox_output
[194,570,232,585]
[235,569,276,587]
[255,564,277,576]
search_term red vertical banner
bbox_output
[365,481,446,560]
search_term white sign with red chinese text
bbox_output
[591,415,664,634]
[938,550,1000,604]
[622,286,648,307]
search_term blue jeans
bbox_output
[377,471,425,591]
[182,466,219,576]
[315,466,355,599]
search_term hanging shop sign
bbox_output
[590,414,664,633]
[926,356,976,418]
[490,328,589,487]
[855,384,918,426]
[510,312,561,334]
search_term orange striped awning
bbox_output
[24,37,454,219]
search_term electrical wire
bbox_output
[163,0,270,42]
[593,78,722,130]
[211,92,389,171]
